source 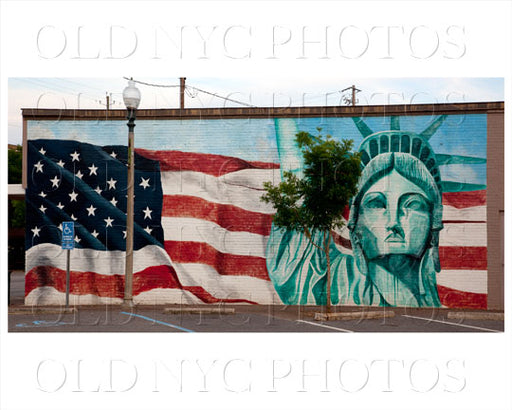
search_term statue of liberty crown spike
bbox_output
[353,115,447,194]
[352,114,489,194]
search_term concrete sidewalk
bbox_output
[7,270,24,306]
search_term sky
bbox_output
[8,77,504,145]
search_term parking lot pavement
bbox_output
[8,305,504,333]
[7,269,504,332]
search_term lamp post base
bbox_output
[122,298,135,308]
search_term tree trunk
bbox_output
[325,231,332,314]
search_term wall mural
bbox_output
[25,113,488,308]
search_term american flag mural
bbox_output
[25,114,488,308]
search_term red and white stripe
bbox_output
[25,244,202,305]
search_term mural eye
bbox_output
[401,194,429,212]
[362,193,386,210]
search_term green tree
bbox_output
[8,145,23,184]
[8,144,25,270]
[8,145,25,228]
[261,129,361,312]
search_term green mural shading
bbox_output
[266,115,484,307]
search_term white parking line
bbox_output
[296,319,354,332]
[402,314,501,332]
[121,312,195,332]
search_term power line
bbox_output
[16,77,364,109]
[55,78,112,94]
[14,78,103,105]
[123,77,256,108]
[16,78,93,97]
[123,77,180,88]
[127,77,367,108]
[186,85,256,107]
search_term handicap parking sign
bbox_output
[62,221,75,250]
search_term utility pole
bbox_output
[341,85,361,106]
[180,77,186,109]
[99,92,115,110]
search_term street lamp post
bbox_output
[122,78,141,306]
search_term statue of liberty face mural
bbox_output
[346,126,445,305]
[354,167,433,259]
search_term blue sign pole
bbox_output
[66,250,70,309]
[62,222,74,309]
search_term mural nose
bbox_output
[385,204,405,238]
[387,224,404,236]
[386,205,401,231]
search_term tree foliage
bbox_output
[8,145,23,184]
[9,200,25,228]
[261,129,362,309]
[262,129,361,237]
[8,145,25,228]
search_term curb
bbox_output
[447,312,504,321]
[163,307,235,315]
[9,307,77,315]
[315,311,395,321]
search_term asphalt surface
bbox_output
[8,305,504,332]
[7,271,505,333]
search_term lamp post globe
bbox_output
[123,79,141,110]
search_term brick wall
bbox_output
[22,103,504,308]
